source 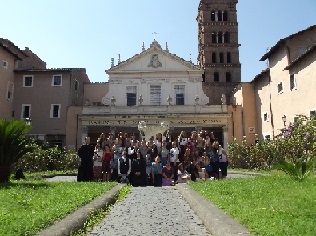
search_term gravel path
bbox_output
[88,186,212,236]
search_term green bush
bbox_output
[12,140,80,173]
[228,115,316,180]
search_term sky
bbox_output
[1,0,315,83]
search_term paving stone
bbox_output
[88,186,212,236]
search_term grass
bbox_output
[70,185,132,236]
[188,174,316,236]
[0,179,117,236]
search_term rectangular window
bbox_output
[22,104,31,118]
[174,85,185,105]
[50,104,61,118]
[3,60,8,69]
[289,74,296,91]
[277,82,283,94]
[52,75,62,86]
[6,82,14,101]
[23,75,33,87]
[75,80,79,90]
[126,86,137,106]
[263,112,269,122]
[150,85,161,105]
[310,110,316,118]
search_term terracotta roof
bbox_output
[284,44,316,70]
[14,68,86,72]
[0,38,28,59]
[260,25,316,61]
[251,68,270,83]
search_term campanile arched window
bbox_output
[212,52,217,63]
[214,72,219,82]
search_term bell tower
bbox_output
[197,0,241,105]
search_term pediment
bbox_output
[107,41,200,74]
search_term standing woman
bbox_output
[93,142,103,181]
[210,141,220,179]
[178,131,188,163]
[132,151,146,186]
[160,141,169,167]
[155,133,163,155]
[218,145,229,178]
[102,145,112,182]
[169,141,180,183]
[151,156,163,186]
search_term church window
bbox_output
[174,85,185,105]
[150,85,161,105]
[223,11,228,21]
[226,72,231,82]
[218,32,223,43]
[219,53,224,63]
[218,11,223,21]
[214,72,219,82]
[227,52,231,63]
[211,11,216,21]
[126,86,137,106]
[224,32,230,43]
[212,32,217,43]
[212,52,217,63]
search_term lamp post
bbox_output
[25,117,32,126]
[282,115,286,127]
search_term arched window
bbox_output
[218,11,223,21]
[218,32,223,43]
[224,32,230,43]
[212,32,217,43]
[219,52,224,63]
[226,72,231,82]
[214,72,219,82]
[227,52,231,63]
[211,11,216,21]
[212,52,217,63]
[223,11,228,21]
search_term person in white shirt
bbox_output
[218,145,229,178]
[169,141,179,183]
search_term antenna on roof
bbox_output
[142,42,145,51]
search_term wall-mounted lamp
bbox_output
[282,115,286,127]
[25,117,32,126]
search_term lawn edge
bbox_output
[177,183,255,236]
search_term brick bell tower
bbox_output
[197,0,241,105]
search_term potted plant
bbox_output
[0,118,33,182]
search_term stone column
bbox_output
[222,125,229,149]
[81,126,88,145]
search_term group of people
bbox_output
[77,130,229,186]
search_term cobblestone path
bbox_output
[88,186,212,236]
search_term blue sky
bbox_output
[1,0,315,82]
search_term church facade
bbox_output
[76,40,233,148]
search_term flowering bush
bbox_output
[228,115,316,180]
[12,139,80,173]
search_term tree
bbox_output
[0,118,33,182]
